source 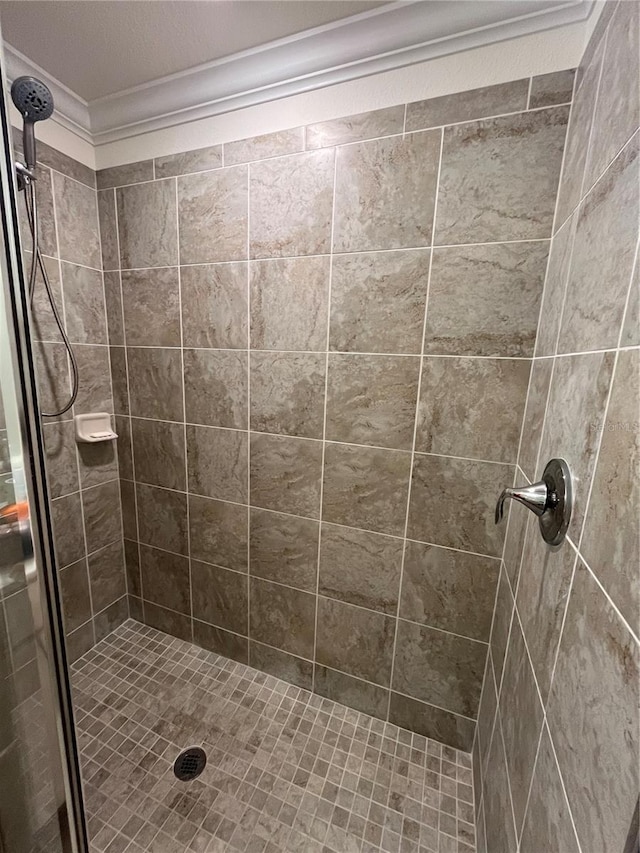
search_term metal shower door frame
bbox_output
[0,34,89,853]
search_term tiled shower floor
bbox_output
[71,620,476,853]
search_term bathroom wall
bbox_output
[474,0,639,850]
[11,131,127,662]
[98,70,572,749]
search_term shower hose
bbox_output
[23,177,79,417]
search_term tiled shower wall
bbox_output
[11,132,127,664]
[97,70,573,751]
[474,1,639,851]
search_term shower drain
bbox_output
[173,746,207,781]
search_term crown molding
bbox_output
[4,0,594,149]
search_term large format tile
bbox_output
[250,149,334,258]
[97,160,153,189]
[529,69,575,109]
[249,508,318,592]
[580,349,639,630]
[97,189,118,271]
[517,359,553,482]
[192,561,247,635]
[416,357,529,463]
[52,171,101,268]
[326,354,420,451]
[314,666,389,719]
[250,256,330,351]
[73,345,113,416]
[183,348,247,429]
[322,443,411,536]
[109,347,129,415]
[436,107,569,244]
[318,523,403,615]
[250,351,325,439]
[535,215,575,355]
[188,495,248,572]
[136,484,188,555]
[30,255,63,343]
[333,131,440,253]
[392,620,486,717]
[103,271,124,346]
[131,417,186,491]
[155,144,222,178]
[61,263,107,345]
[144,603,192,642]
[117,180,178,269]
[483,719,517,853]
[425,242,548,357]
[82,480,122,554]
[224,128,303,165]
[121,268,181,346]
[87,540,126,613]
[19,167,57,258]
[249,433,322,518]
[249,642,313,690]
[34,342,71,419]
[193,620,247,663]
[249,578,315,659]
[127,347,184,422]
[408,454,509,557]
[180,262,248,349]
[139,544,191,615]
[559,137,639,353]
[400,541,499,642]
[178,166,248,264]
[490,568,514,691]
[186,425,248,504]
[306,107,404,148]
[329,249,430,354]
[546,560,639,853]
[43,420,79,498]
[388,693,475,752]
[316,597,395,686]
[59,560,91,633]
[406,80,528,131]
[77,428,118,490]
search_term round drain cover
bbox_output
[173,746,207,781]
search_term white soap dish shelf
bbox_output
[74,413,118,443]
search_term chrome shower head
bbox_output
[11,76,54,170]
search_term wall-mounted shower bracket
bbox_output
[495,458,572,546]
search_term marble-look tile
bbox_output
[250,149,334,258]
[224,128,304,165]
[529,69,575,109]
[181,262,247,349]
[393,620,486,717]
[103,271,124,346]
[109,346,129,415]
[4,588,36,668]
[188,495,248,572]
[43,421,79,498]
[131,417,186,491]
[400,541,499,642]
[436,107,569,244]
[502,485,531,587]
[483,718,517,853]
[322,443,411,536]
[559,137,639,353]
[333,131,440,253]
[117,180,178,269]
[249,508,319,592]
[318,523,403,615]
[417,357,529,463]
[34,341,72,420]
[65,622,94,663]
[124,538,140,597]
[519,725,580,853]
[119,481,137,541]
[580,349,639,630]
[476,654,498,780]
[97,189,119,271]
[128,594,142,621]
[425,242,548,357]
[29,255,63,343]
[77,432,119,489]
[620,258,639,347]
[121,267,181,346]
[194,621,248,664]
[585,0,639,189]
[326,354,420,451]
[192,561,247,634]
[534,215,575,357]
[306,107,404,149]
[33,137,95,188]
[59,559,91,633]
[547,560,639,853]
[52,171,101,268]
[518,360,553,482]
[314,666,389,719]
[406,80,529,132]
[250,643,313,691]
[154,145,222,178]
[388,693,476,752]
[250,578,315,659]
[408,454,509,557]
[60,263,107,345]
[250,256,330,351]
[18,167,57,257]
[490,568,514,691]
[250,351,325,439]
[94,596,128,642]
[127,347,184,422]
[136,483,188,555]
[115,414,132,481]
[73,345,113,416]
[499,618,545,834]
[183,348,247,429]
[187,425,248,504]
[329,249,430,354]
[250,433,322,518]
[87,540,126,613]
[178,166,248,264]
[145,603,192,643]
[97,160,153,189]
[555,38,604,228]
[538,351,615,538]
[82,480,122,554]
[316,597,395,686]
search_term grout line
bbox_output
[246,161,252,655]
[526,75,533,111]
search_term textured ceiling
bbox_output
[0,0,387,100]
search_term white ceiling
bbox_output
[0,0,386,100]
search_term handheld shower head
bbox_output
[11,76,54,170]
